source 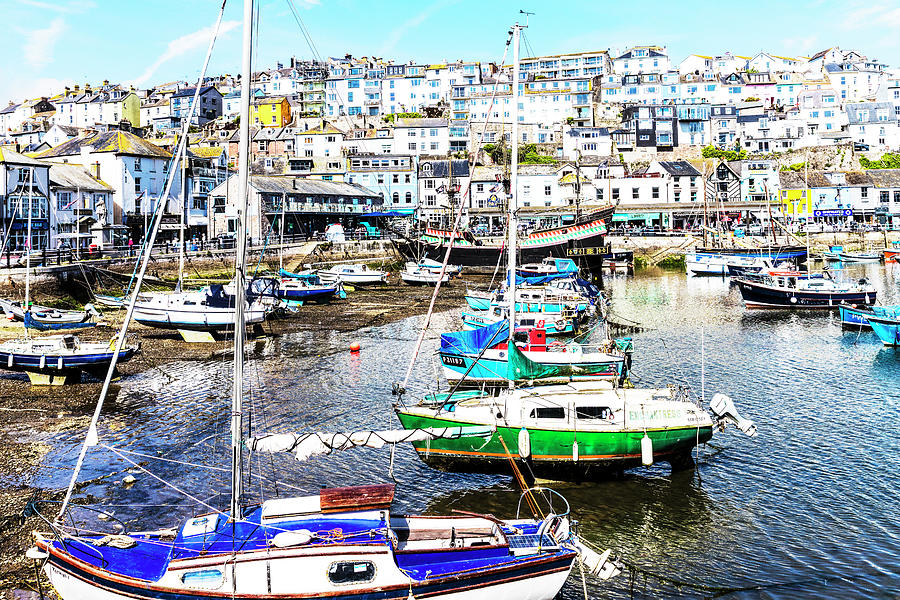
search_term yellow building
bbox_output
[780,188,811,217]
[251,97,291,127]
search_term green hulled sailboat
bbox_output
[393,26,756,481]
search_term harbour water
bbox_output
[29,262,900,598]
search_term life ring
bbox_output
[548,341,566,351]
[537,319,545,328]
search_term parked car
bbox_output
[854,142,870,151]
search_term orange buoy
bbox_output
[349,341,361,353]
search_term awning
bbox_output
[362,210,413,217]
[77,216,96,223]
[56,232,94,239]
[611,212,661,222]
[188,216,209,227]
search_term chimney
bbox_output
[103,79,109,86]
[74,84,80,92]
[92,161,100,180]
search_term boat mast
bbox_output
[279,191,285,275]
[702,163,708,247]
[25,167,33,313]
[178,137,186,290]
[231,0,254,520]
[507,22,522,390]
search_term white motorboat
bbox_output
[131,284,268,332]
[400,262,450,285]
[317,263,387,285]
[0,334,137,385]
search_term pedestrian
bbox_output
[128,237,134,256]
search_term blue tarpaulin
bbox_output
[514,272,572,286]
[279,268,319,282]
[440,320,508,354]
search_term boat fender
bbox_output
[57,356,63,370]
[572,440,579,463]
[7,354,12,368]
[790,296,797,304]
[641,433,653,466]
[270,529,314,548]
[556,320,565,331]
[517,428,531,459]
[39,355,46,370]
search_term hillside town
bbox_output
[3,44,900,250]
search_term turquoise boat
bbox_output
[866,306,900,346]
[462,307,577,336]
[438,320,629,386]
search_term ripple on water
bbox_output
[33,263,900,599]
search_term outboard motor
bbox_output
[709,393,757,437]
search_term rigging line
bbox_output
[56,0,230,523]
[399,32,514,390]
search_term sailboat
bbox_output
[395,25,757,480]
[26,7,615,598]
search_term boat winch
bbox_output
[709,393,757,437]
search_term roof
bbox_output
[470,165,505,181]
[394,118,447,128]
[38,130,171,159]
[781,170,873,189]
[187,146,224,158]
[48,162,113,191]
[252,96,289,105]
[653,161,701,177]
[303,122,344,135]
[211,174,379,198]
[866,170,900,188]
[0,103,21,115]
[171,86,220,99]
[0,147,48,167]
[418,159,470,178]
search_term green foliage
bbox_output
[518,143,556,164]
[633,255,648,269]
[657,254,686,270]
[859,153,900,169]
[565,116,575,125]
[701,145,747,161]
[383,112,424,124]
[482,143,505,165]
[780,162,806,172]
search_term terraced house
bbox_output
[251,96,291,127]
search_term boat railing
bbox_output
[25,499,128,565]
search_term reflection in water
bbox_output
[31,262,900,598]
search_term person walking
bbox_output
[128,237,134,256]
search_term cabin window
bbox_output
[529,407,566,419]
[576,406,613,420]
[182,569,224,589]
[328,561,375,585]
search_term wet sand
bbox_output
[0,263,492,597]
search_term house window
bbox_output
[652,187,659,199]
[405,192,412,203]
[405,174,411,183]
[134,177,141,193]
[392,174,399,183]
[134,157,142,171]
[425,180,435,189]
[632,187,639,199]
[861,187,868,199]
[612,187,619,200]
[257,141,266,151]
[57,191,72,211]
[392,192,399,204]
[544,185,551,196]
[880,191,890,203]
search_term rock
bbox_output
[123,475,136,485]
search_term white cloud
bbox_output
[22,18,67,69]
[130,20,241,87]
[19,0,96,13]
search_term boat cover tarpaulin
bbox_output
[249,426,494,461]
[440,320,508,354]
[24,311,95,331]
[279,268,318,282]
[514,272,572,286]
[440,320,584,382]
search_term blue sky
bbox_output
[1,0,899,106]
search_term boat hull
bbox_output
[693,245,808,261]
[869,315,900,346]
[838,304,873,329]
[396,411,712,480]
[461,311,575,336]
[133,306,267,331]
[439,349,625,385]
[736,279,876,309]
[393,209,612,275]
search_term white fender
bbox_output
[517,428,531,459]
[57,356,63,370]
[572,440,579,463]
[641,433,653,466]
[39,355,46,369]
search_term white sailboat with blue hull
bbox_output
[26,5,614,599]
